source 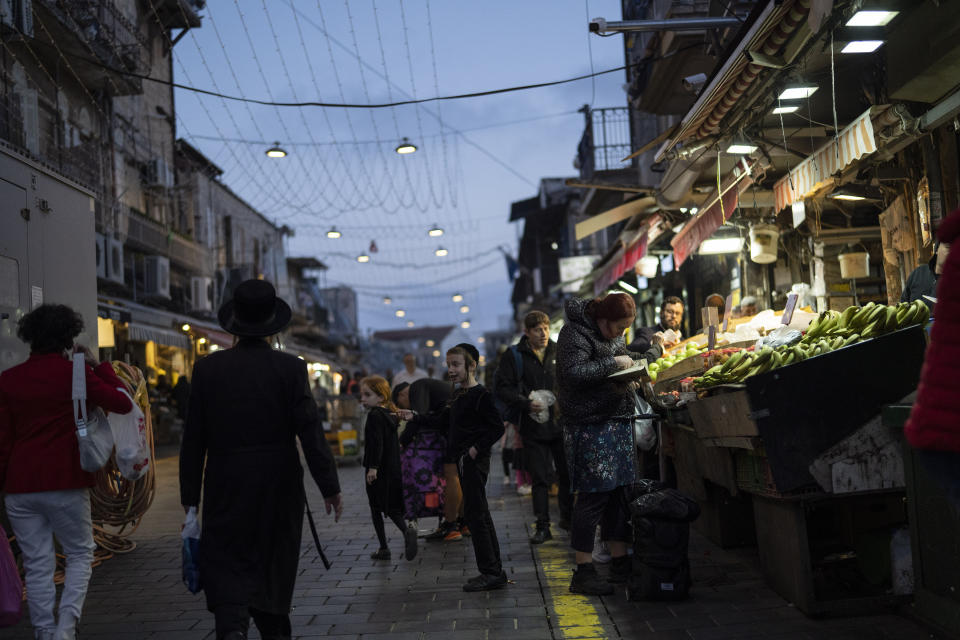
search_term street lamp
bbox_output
[265,142,287,158]
[395,137,417,154]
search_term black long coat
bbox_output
[180,339,340,614]
[362,406,403,514]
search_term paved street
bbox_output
[5,448,941,640]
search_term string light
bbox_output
[265,142,287,158]
[460,305,470,313]
[460,320,471,329]
[452,293,463,302]
[428,224,444,237]
[435,247,448,257]
[395,137,417,154]
[326,226,342,238]
[425,340,435,347]
[382,296,392,304]
[357,254,370,263]
[406,320,415,327]
[395,309,406,318]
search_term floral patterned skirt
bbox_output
[400,429,447,520]
[563,418,636,493]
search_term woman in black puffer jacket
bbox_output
[556,293,662,595]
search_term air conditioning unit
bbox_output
[0,0,34,37]
[145,158,174,188]
[95,233,107,279]
[105,236,125,285]
[143,255,170,298]
[190,276,213,312]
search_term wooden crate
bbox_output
[687,389,761,449]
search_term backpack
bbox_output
[492,346,524,424]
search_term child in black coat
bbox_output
[360,375,418,561]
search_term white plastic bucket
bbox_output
[749,223,779,264]
[838,251,870,279]
[637,255,659,278]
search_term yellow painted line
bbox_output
[535,541,611,639]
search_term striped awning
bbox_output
[773,107,883,213]
[127,323,191,350]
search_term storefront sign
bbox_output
[773,106,881,213]
[559,255,599,293]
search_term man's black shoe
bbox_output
[529,527,553,545]
[569,563,614,595]
[609,555,631,584]
[463,571,508,592]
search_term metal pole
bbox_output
[590,17,743,34]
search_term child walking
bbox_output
[360,376,418,562]
[445,344,507,591]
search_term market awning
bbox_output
[575,196,656,241]
[671,157,756,267]
[773,106,885,212]
[127,322,191,349]
[593,232,649,296]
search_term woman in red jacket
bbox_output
[905,206,959,509]
[0,304,132,640]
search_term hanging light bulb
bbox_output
[407,320,415,327]
[452,293,463,302]
[425,339,435,347]
[382,296,392,305]
[357,253,370,263]
[477,336,486,344]
[460,305,470,313]
[265,142,287,158]
[395,137,417,154]
[435,247,448,257]
[395,309,406,318]
[428,224,444,237]
[326,226,342,239]
[460,320,471,329]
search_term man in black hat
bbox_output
[180,279,343,640]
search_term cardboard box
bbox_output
[688,390,761,449]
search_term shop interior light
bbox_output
[846,10,898,27]
[428,224,444,237]
[550,241,559,250]
[842,40,884,53]
[772,105,800,114]
[778,86,818,100]
[435,247,448,257]
[326,227,342,239]
[181,323,191,332]
[690,207,699,215]
[357,254,370,263]
[198,337,207,345]
[425,339,435,347]
[830,193,867,201]
[209,344,220,352]
[383,296,392,304]
[698,237,745,255]
[395,309,406,318]
[395,137,417,154]
[460,320,471,329]
[452,293,463,302]
[726,141,758,154]
[618,280,639,294]
[460,305,470,313]
[265,142,287,158]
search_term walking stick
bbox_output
[304,502,332,570]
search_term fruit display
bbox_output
[648,342,708,382]
[692,300,930,389]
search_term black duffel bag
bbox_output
[627,486,700,601]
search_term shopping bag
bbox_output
[72,354,114,472]
[0,524,22,627]
[632,391,657,452]
[181,507,202,594]
[107,388,149,481]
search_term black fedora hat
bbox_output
[217,279,292,338]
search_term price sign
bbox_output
[781,293,799,325]
[702,306,719,350]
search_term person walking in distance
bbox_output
[180,280,343,640]
[557,293,647,595]
[392,353,428,388]
[495,311,572,544]
[360,375,418,561]
[0,304,134,640]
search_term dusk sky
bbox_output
[172,1,628,339]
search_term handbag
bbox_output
[0,524,22,627]
[107,387,149,481]
[72,353,114,472]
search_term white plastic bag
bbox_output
[528,390,556,424]
[181,507,202,594]
[633,392,657,451]
[107,388,149,481]
[72,354,114,472]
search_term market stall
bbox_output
[641,299,931,615]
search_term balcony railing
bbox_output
[576,106,633,181]
[125,209,209,274]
